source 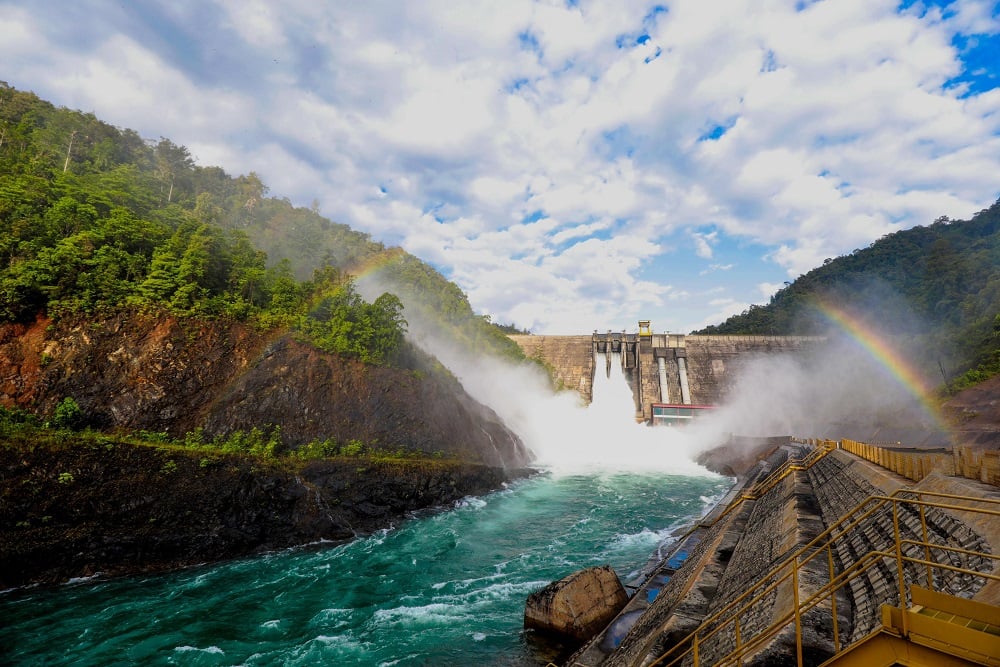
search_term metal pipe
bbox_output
[677,356,691,404]
[657,356,670,403]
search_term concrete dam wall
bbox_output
[508,335,595,402]
[509,332,823,421]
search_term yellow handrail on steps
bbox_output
[694,439,837,531]
[648,487,1000,667]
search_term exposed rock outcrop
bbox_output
[0,437,529,589]
[0,312,528,467]
[942,373,1000,448]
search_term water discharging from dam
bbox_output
[0,355,730,666]
[510,351,716,476]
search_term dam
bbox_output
[510,323,823,422]
[515,324,1000,666]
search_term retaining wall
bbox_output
[842,439,1000,486]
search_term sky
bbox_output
[2,1,999,334]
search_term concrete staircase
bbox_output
[829,585,1000,666]
[807,451,993,643]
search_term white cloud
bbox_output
[0,7,36,56]
[758,282,785,300]
[215,0,288,49]
[2,0,999,334]
[694,297,752,331]
[691,229,718,259]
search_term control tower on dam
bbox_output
[509,323,824,422]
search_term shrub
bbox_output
[51,397,83,430]
[342,439,365,457]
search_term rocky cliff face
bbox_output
[0,312,529,467]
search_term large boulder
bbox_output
[524,565,629,642]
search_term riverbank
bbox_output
[0,430,530,590]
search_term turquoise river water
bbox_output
[1,354,733,665]
[1,472,729,666]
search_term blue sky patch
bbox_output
[643,5,669,25]
[522,210,547,224]
[896,0,956,17]
[518,30,542,56]
[697,117,738,142]
[946,33,1000,95]
[506,77,532,94]
[598,126,639,159]
[761,49,779,72]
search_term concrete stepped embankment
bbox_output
[807,450,996,643]
[570,442,799,666]
[578,440,998,667]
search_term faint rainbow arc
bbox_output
[812,299,947,430]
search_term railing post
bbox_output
[692,631,699,667]
[892,499,909,637]
[919,500,932,589]
[827,542,840,653]
[735,616,742,667]
[793,557,803,666]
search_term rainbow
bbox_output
[344,247,407,283]
[811,298,947,429]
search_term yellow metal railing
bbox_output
[842,438,1000,487]
[693,439,837,531]
[649,488,1000,667]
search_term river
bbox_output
[1,355,731,665]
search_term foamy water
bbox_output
[524,353,716,475]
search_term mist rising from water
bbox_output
[414,332,715,476]
[533,352,715,476]
[353,272,718,475]
[416,324,941,472]
[683,333,941,450]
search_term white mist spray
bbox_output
[530,352,716,476]
[418,335,716,476]
[354,272,717,475]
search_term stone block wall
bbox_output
[507,335,594,402]
[807,450,993,642]
[636,350,661,421]
[508,333,823,412]
[845,439,1000,487]
[682,336,822,406]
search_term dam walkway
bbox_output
[567,438,1000,667]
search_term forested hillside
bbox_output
[696,202,1000,391]
[0,82,523,367]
